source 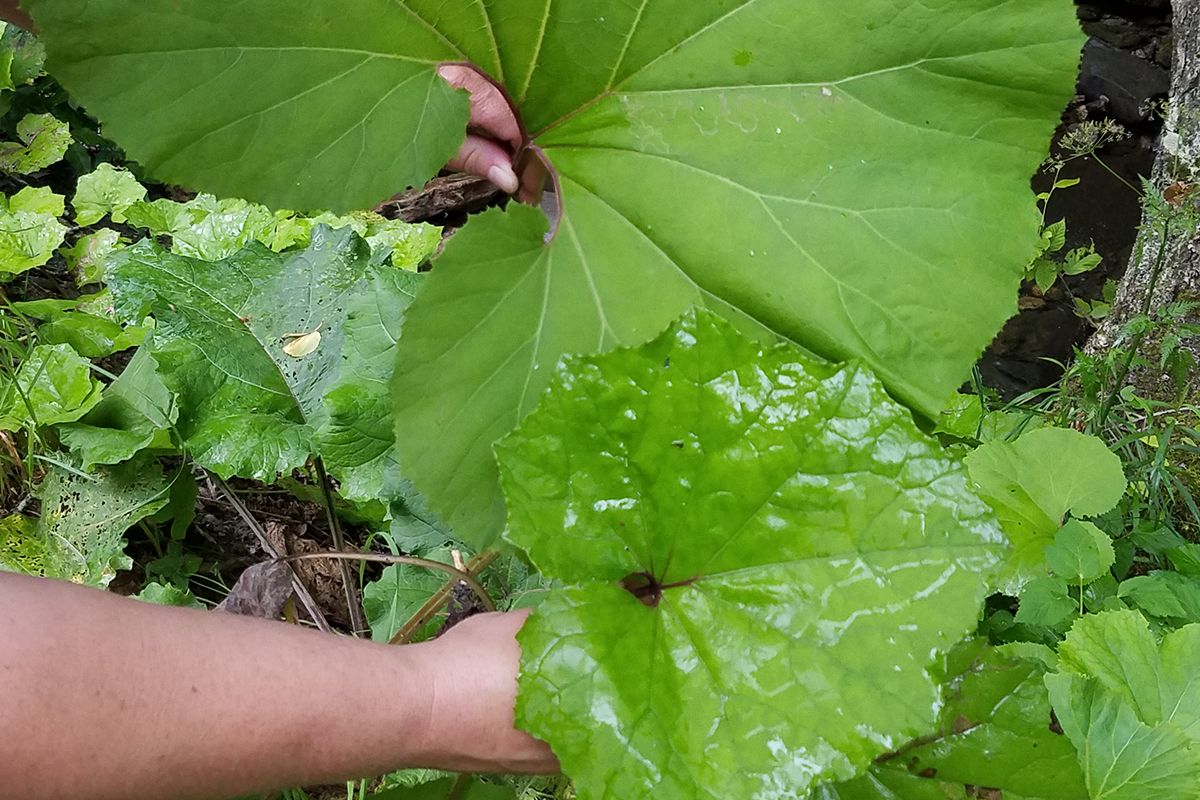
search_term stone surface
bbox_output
[1079,39,1171,122]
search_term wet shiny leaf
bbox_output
[0,343,103,430]
[72,162,147,226]
[499,309,1005,800]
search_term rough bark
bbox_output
[1087,0,1200,367]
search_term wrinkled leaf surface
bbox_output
[498,309,1005,800]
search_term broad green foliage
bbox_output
[1046,611,1200,800]
[0,112,69,173]
[0,185,67,274]
[821,644,1085,799]
[105,225,435,483]
[124,193,441,265]
[27,0,470,211]
[58,346,177,469]
[967,427,1126,591]
[1119,571,1200,624]
[499,309,1005,800]
[34,456,170,587]
[28,0,1084,548]
[73,162,147,225]
[107,227,367,479]
[0,342,103,430]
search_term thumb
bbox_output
[447,133,520,195]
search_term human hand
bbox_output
[438,65,549,205]
[419,609,560,774]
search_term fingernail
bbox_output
[488,164,520,194]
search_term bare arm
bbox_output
[0,0,33,32]
[0,573,557,800]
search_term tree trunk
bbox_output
[1086,0,1200,379]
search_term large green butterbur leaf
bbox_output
[498,310,1005,800]
[25,0,469,211]
[28,0,1083,548]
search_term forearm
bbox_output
[0,573,554,800]
[0,0,33,32]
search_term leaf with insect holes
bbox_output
[26,0,1082,550]
[35,454,170,587]
[966,428,1126,592]
[106,225,391,481]
[498,309,1005,800]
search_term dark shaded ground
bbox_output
[978,0,1173,399]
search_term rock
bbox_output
[1078,39,1170,123]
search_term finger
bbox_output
[516,156,550,206]
[437,64,523,151]
[446,133,520,195]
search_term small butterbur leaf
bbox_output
[0,185,67,275]
[0,343,103,430]
[35,455,170,587]
[1015,575,1076,628]
[73,162,147,226]
[363,554,450,643]
[1046,611,1200,800]
[967,428,1126,590]
[0,112,70,173]
[499,309,1005,800]
[1045,520,1115,586]
[37,310,147,358]
[63,228,124,285]
[136,581,204,608]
